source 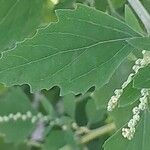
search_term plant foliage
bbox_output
[0,0,150,150]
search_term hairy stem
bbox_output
[80,123,116,144]
[128,0,150,34]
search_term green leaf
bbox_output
[0,87,36,143]
[125,5,144,34]
[104,105,150,150]
[91,58,135,108]
[0,0,51,53]
[42,130,75,150]
[94,0,108,11]
[63,93,76,119]
[40,94,55,116]
[128,37,150,51]
[0,138,30,150]
[133,65,150,88]
[109,102,137,128]
[119,81,140,107]
[141,0,150,14]
[55,0,75,9]
[126,41,150,93]
[111,0,126,9]
[122,37,150,89]
[86,98,106,125]
[124,48,150,89]
[0,4,141,95]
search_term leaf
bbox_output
[110,0,126,9]
[86,98,106,125]
[0,138,30,150]
[122,37,150,88]
[125,5,144,34]
[119,81,140,107]
[123,37,150,89]
[104,105,150,150]
[63,93,76,119]
[55,0,75,9]
[124,37,150,89]
[128,37,150,51]
[0,4,141,95]
[109,102,137,128]
[0,87,36,143]
[42,130,76,150]
[133,65,150,88]
[141,0,150,14]
[94,0,108,11]
[75,95,89,126]
[0,0,51,53]
[40,94,55,116]
[91,58,135,108]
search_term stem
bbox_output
[27,140,42,147]
[128,0,150,34]
[80,123,116,144]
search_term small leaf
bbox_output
[86,99,106,125]
[63,94,76,119]
[40,94,55,116]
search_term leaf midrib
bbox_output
[0,38,134,74]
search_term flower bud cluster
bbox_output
[107,89,123,111]
[0,111,50,124]
[0,111,80,132]
[107,50,148,111]
[122,89,149,140]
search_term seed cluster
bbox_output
[0,111,50,124]
[107,50,147,111]
[0,111,81,132]
[122,89,149,140]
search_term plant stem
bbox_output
[80,123,116,144]
[128,0,150,34]
[27,140,42,148]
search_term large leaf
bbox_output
[0,4,141,95]
[0,0,52,53]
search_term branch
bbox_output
[80,123,116,144]
[128,0,150,34]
